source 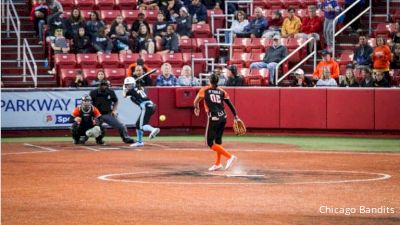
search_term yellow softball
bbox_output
[159,115,166,122]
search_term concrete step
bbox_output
[1,37,41,45]
[1,67,51,75]
[1,23,36,30]
[1,52,44,59]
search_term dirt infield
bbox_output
[2,141,400,225]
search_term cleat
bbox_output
[208,164,224,171]
[149,128,160,139]
[73,140,81,145]
[225,155,237,170]
[123,138,135,144]
[80,136,89,144]
[96,140,105,145]
[130,142,144,147]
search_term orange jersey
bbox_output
[313,59,340,79]
[71,105,101,125]
[126,63,152,77]
[197,85,230,113]
[372,45,392,71]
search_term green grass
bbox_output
[2,135,400,152]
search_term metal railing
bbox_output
[216,28,233,45]
[22,38,38,88]
[332,0,372,59]
[6,0,21,66]
[204,42,233,63]
[275,37,317,85]
[387,0,390,22]
[1,0,5,23]
[225,0,253,23]
[191,57,215,78]
[211,14,234,35]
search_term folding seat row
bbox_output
[58,0,137,10]
[373,23,397,38]
[59,67,126,86]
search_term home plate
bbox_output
[99,147,121,150]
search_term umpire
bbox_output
[89,80,135,144]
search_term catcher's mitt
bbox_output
[233,119,246,136]
[85,126,101,138]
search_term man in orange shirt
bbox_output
[313,49,340,79]
[126,58,151,77]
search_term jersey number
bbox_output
[137,90,147,98]
[209,94,221,103]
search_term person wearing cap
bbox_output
[313,49,340,80]
[126,58,151,77]
[226,65,245,86]
[243,7,268,38]
[353,34,373,68]
[249,35,288,85]
[48,28,70,74]
[89,80,135,144]
[45,10,67,43]
[315,66,338,87]
[292,68,314,87]
[339,65,359,87]
[188,0,207,24]
[176,7,192,38]
[281,7,302,38]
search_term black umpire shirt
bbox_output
[89,88,118,114]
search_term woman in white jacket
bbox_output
[225,10,249,43]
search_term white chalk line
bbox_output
[97,169,391,186]
[2,143,59,155]
[79,146,100,152]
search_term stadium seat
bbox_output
[130,10,158,24]
[197,38,218,58]
[121,10,136,24]
[161,53,184,67]
[374,23,395,37]
[207,9,224,33]
[253,0,268,9]
[285,0,302,9]
[338,51,354,65]
[244,75,263,86]
[104,68,125,85]
[249,53,265,65]
[141,53,163,68]
[250,68,270,86]
[172,67,182,77]
[269,0,283,9]
[230,52,251,68]
[232,38,251,52]
[54,54,76,69]
[183,52,205,76]
[58,0,74,11]
[100,10,121,23]
[76,54,99,68]
[303,0,318,8]
[119,53,140,68]
[95,0,115,10]
[74,0,94,10]
[59,68,80,87]
[179,38,195,53]
[115,0,137,10]
[249,38,273,53]
[192,24,212,38]
[83,68,102,84]
[238,68,250,77]
[98,53,120,68]
[81,10,99,20]
[368,38,377,48]
[393,9,400,21]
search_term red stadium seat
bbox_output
[115,0,137,10]
[192,24,212,38]
[244,75,263,86]
[303,0,318,7]
[141,53,163,68]
[119,53,140,68]
[232,38,251,52]
[250,68,270,86]
[74,0,94,10]
[77,54,99,68]
[230,52,251,68]
[95,0,115,10]
[197,38,218,58]
[58,0,74,11]
[59,68,80,87]
[338,51,354,65]
[121,10,136,24]
[161,53,184,67]
[83,68,102,84]
[54,54,76,69]
[249,38,273,53]
[269,0,283,9]
[374,23,395,38]
[368,38,377,48]
[98,53,120,68]
[238,68,250,77]
[285,0,302,9]
[178,38,195,53]
[249,53,265,65]
[253,0,268,9]
[207,9,224,33]
[183,52,205,76]
[129,10,158,24]
[81,10,99,20]
[100,10,121,23]
[104,68,125,85]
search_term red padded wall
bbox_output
[375,89,400,130]
[235,88,280,128]
[327,89,374,129]
[157,87,192,127]
[280,88,327,129]
[224,88,236,128]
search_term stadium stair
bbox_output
[1,0,57,88]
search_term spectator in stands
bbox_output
[214,65,228,86]
[66,8,85,40]
[281,7,302,38]
[372,36,392,85]
[153,12,169,40]
[188,0,207,24]
[73,27,92,53]
[46,10,67,42]
[91,70,110,87]
[344,0,364,33]
[390,21,400,47]
[111,25,132,54]
[159,25,179,53]
[359,67,374,87]
[316,66,338,87]
[226,65,244,86]
[127,58,151,76]
[131,13,151,38]
[137,0,159,10]
[166,0,184,22]
[156,63,178,86]
[292,68,315,87]
[86,11,105,40]
[340,65,359,87]
[319,0,341,51]
[176,7,192,38]
[373,71,390,87]
[46,0,63,16]
[70,70,88,87]
[131,65,153,86]
[313,49,340,79]
[262,10,283,39]
[48,28,70,74]
[243,7,268,38]
[30,0,49,44]
[391,43,400,69]
[201,0,222,9]
[295,5,323,52]
[134,24,155,54]
[249,35,288,85]
[225,10,249,43]
[109,15,129,37]
[353,34,373,68]
[93,27,113,55]
[178,65,200,86]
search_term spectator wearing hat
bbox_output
[225,10,249,43]
[359,67,374,87]
[262,10,283,39]
[156,63,178,86]
[69,70,88,87]
[316,66,338,87]
[295,5,323,51]
[226,65,245,86]
[313,49,340,79]
[159,25,179,54]
[214,65,228,86]
[340,65,359,87]
[188,0,207,24]
[292,68,314,87]
[131,12,151,38]
[131,65,153,86]
[176,7,192,38]
[91,70,110,87]
[127,58,151,77]
[353,34,373,68]
[243,7,268,38]
[373,71,390,87]
[372,36,392,85]
[178,65,200,86]
[46,10,67,43]
[90,80,135,144]
[281,7,302,38]
[153,11,169,40]
[250,35,288,85]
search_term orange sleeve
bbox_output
[93,107,101,118]
[126,63,136,77]
[71,107,80,117]
[331,62,340,79]
[384,46,392,61]
[313,63,321,77]
[197,87,206,98]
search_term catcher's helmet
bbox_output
[81,94,92,109]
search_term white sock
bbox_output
[143,125,155,132]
